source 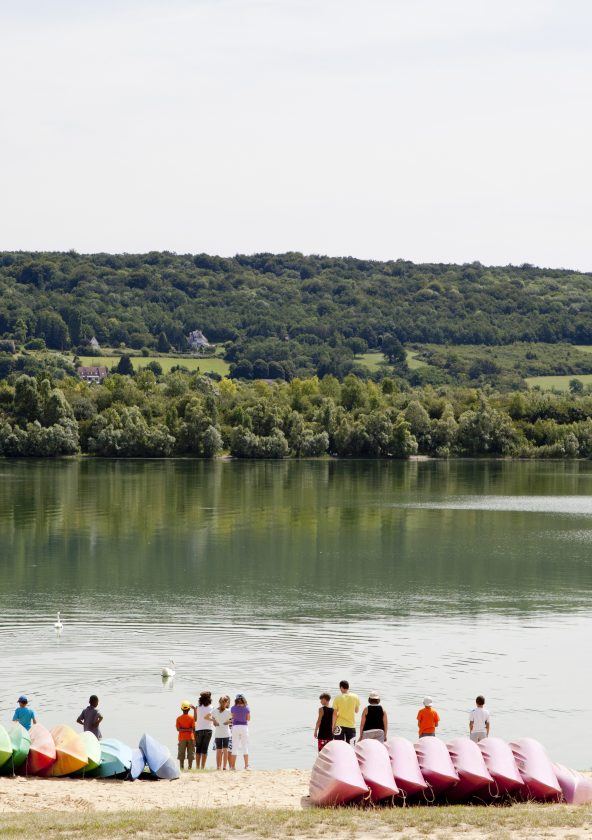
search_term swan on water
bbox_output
[54,611,63,631]
[161,659,176,678]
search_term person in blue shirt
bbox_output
[13,696,36,730]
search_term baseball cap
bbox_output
[235,693,245,701]
[18,695,28,704]
[180,700,191,710]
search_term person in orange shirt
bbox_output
[417,696,440,737]
[176,700,196,770]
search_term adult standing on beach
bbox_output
[332,680,360,744]
[229,693,250,770]
[194,691,215,769]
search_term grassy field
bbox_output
[78,355,230,376]
[1,803,591,840]
[526,374,592,392]
[355,351,427,372]
[416,342,592,378]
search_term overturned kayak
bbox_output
[22,724,56,775]
[553,764,592,805]
[131,748,147,780]
[509,738,561,800]
[310,741,368,806]
[446,738,493,800]
[72,732,102,775]
[386,736,428,797]
[355,739,398,801]
[414,737,459,795]
[0,725,13,770]
[477,737,524,795]
[93,738,133,778]
[42,725,88,777]
[139,733,179,780]
[3,724,31,772]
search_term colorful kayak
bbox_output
[131,748,147,780]
[446,738,493,800]
[22,724,56,775]
[72,732,102,775]
[139,733,179,780]
[414,737,459,795]
[0,725,13,770]
[310,741,368,806]
[553,764,592,805]
[42,725,88,777]
[354,739,399,801]
[509,738,561,800]
[93,738,133,778]
[4,724,31,771]
[477,737,524,795]
[386,737,428,797]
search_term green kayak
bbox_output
[9,723,31,768]
[72,732,101,775]
[0,725,11,769]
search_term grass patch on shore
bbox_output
[2,803,591,840]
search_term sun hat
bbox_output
[369,691,381,701]
[180,700,191,710]
[423,696,433,706]
[18,695,28,704]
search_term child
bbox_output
[417,696,439,738]
[12,696,36,731]
[360,691,388,742]
[212,695,232,770]
[469,695,490,742]
[314,692,333,752]
[229,693,250,770]
[194,691,215,770]
[76,694,103,739]
[176,699,196,770]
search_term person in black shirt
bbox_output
[76,694,103,740]
[314,692,333,752]
[359,691,388,743]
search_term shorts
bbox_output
[215,737,230,750]
[361,729,385,743]
[334,726,356,744]
[231,726,249,756]
[317,738,332,752]
[177,739,195,761]
[419,732,435,738]
[470,731,487,743]
[195,729,213,755]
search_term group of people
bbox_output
[175,691,250,771]
[11,694,104,737]
[314,681,491,751]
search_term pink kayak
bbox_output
[354,739,398,802]
[553,764,592,805]
[478,737,524,795]
[414,737,459,794]
[309,741,369,806]
[509,738,561,800]
[446,738,493,800]
[386,737,428,796]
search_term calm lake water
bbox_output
[1,459,591,769]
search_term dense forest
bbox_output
[1,251,592,381]
[1,370,591,459]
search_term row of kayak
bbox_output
[310,736,592,806]
[0,723,179,781]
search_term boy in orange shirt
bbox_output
[176,700,196,770]
[417,696,440,738]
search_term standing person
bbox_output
[417,696,440,738]
[313,692,333,752]
[212,695,232,770]
[332,680,360,744]
[469,695,490,743]
[176,700,196,771]
[12,696,36,731]
[76,695,103,739]
[194,690,215,769]
[359,691,388,743]
[229,693,250,770]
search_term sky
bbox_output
[1,0,591,269]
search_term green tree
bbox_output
[117,354,134,376]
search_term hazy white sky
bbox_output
[1,0,591,268]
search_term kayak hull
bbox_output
[446,738,493,800]
[355,739,398,801]
[414,737,459,795]
[0,725,13,770]
[139,733,179,780]
[477,737,524,795]
[42,725,87,777]
[310,741,368,806]
[93,738,133,778]
[509,738,561,800]
[72,732,102,775]
[553,764,592,805]
[386,736,428,797]
[21,724,56,775]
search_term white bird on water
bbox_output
[161,659,176,678]
[54,611,63,631]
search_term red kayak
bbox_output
[414,737,459,795]
[446,738,493,800]
[477,737,524,795]
[21,724,56,775]
[553,764,592,805]
[354,739,399,802]
[309,741,368,806]
[509,738,561,800]
[386,736,428,797]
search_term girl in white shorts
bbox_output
[229,693,250,770]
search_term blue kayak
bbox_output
[130,748,147,781]
[139,733,179,780]
[93,738,133,778]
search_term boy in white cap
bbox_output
[417,696,440,738]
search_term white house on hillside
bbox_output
[187,329,213,351]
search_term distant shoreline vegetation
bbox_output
[1,370,592,459]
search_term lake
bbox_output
[1,459,591,770]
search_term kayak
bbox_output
[42,725,88,777]
[6,724,31,771]
[385,736,428,797]
[22,724,56,775]
[553,764,592,805]
[139,733,179,780]
[414,737,459,795]
[72,732,102,775]
[309,740,368,806]
[509,738,561,800]
[131,748,147,780]
[93,738,133,778]
[446,738,493,800]
[477,737,524,795]
[354,739,398,801]
[0,725,13,770]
